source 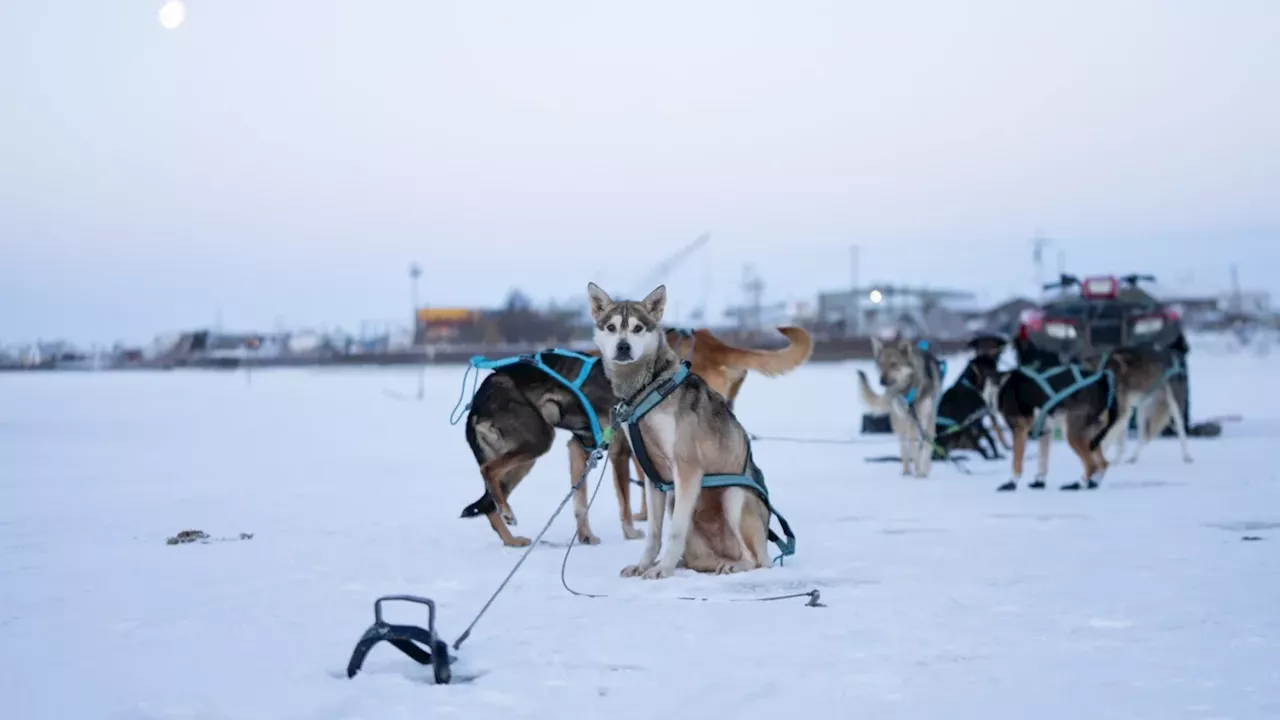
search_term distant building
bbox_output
[816,284,976,339]
[966,297,1039,335]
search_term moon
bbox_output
[158,1,186,30]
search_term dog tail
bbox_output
[695,326,814,377]
[857,369,892,411]
[1088,375,1123,452]
[460,492,495,518]
[463,412,499,518]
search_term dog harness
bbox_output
[1016,360,1115,439]
[935,372,992,438]
[613,361,798,562]
[900,340,947,408]
[1137,353,1186,405]
[450,349,608,449]
[448,330,704,450]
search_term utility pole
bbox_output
[850,244,861,335]
[408,262,424,400]
[741,264,765,333]
[1032,230,1051,298]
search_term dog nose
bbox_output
[616,340,632,356]
[879,375,891,386]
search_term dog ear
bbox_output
[587,282,613,320]
[641,284,667,321]
[870,337,883,356]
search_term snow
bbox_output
[2,348,1278,720]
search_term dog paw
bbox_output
[620,564,650,578]
[622,526,645,540]
[641,565,674,580]
[996,480,1017,492]
[714,561,749,575]
[499,506,517,527]
[576,530,601,545]
[1028,478,1046,490]
[505,536,532,547]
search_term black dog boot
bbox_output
[997,479,1018,492]
[1028,476,1047,490]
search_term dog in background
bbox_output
[934,354,1011,460]
[589,282,783,578]
[858,338,944,477]
[993,337,1115,491]
[460,325,812,548]
[1089,346,1193,465]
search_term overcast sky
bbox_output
[2,0,1277,345]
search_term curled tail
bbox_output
[857,369,893,412]
[693,326,814,376]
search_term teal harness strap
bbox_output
[901,343,945,407]
[1137,354,1186,406]
[449,349,606,449]
[616,363,797,563]
[1021,358,1116,439]
[936,377,988,436]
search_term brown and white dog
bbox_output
[589,283,798,578]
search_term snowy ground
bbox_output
[2,348,1278,719]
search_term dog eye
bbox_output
[632,325,643,334]
[606,323,616,333]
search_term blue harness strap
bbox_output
[615,362,797,562]
[901,340,945,407]
[1137,354,1186,406]
[936,377,987,435]
[449,349,607,449]
[1020,358,1115,439]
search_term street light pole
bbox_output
[409,263,424,400]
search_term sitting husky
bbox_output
[588,282,775,579]
[934,354,1010,460]
[857,337,944,477]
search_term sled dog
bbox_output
[1089,346,1193,465]
[857,338,945,477]
[460,323,811,548]
[589,282,787,578]
[993,338,1115,491]
[934,354,1011,460]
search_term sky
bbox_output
[2,0,1277,346]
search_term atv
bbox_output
[1018,273,1218,438]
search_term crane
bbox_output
[626,232,712,322]
[627,232,710,297]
